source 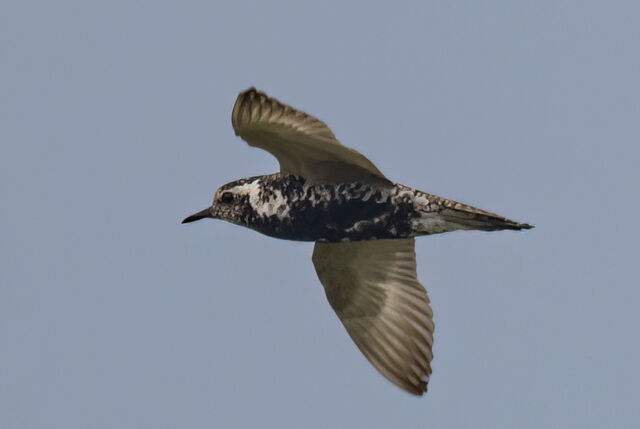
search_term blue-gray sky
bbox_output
[2,1,639,428]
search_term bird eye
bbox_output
[220,192,234,204]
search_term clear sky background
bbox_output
[2,1,639,428]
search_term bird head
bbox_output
[182,177,260,227]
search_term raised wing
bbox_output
[312,238,434,395]
[231,88,389,184]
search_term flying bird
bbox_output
[183,88,532,395]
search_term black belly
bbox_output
[250,196,415,242]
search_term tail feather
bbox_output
[411,189,533,235]
[440,207,534,232]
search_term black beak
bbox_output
[182,207,211,224]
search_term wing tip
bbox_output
[232,87,282,136]
[237,86,260,101]
[400,376,429,396]
[232,87,259,135]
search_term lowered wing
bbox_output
[312,238,434,395]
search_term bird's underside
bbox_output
[212,172,532,243]
[183,87,533,396]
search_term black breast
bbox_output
[248,177,416,242]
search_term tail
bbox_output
[410,188,533,235]
[439,206,534,232]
